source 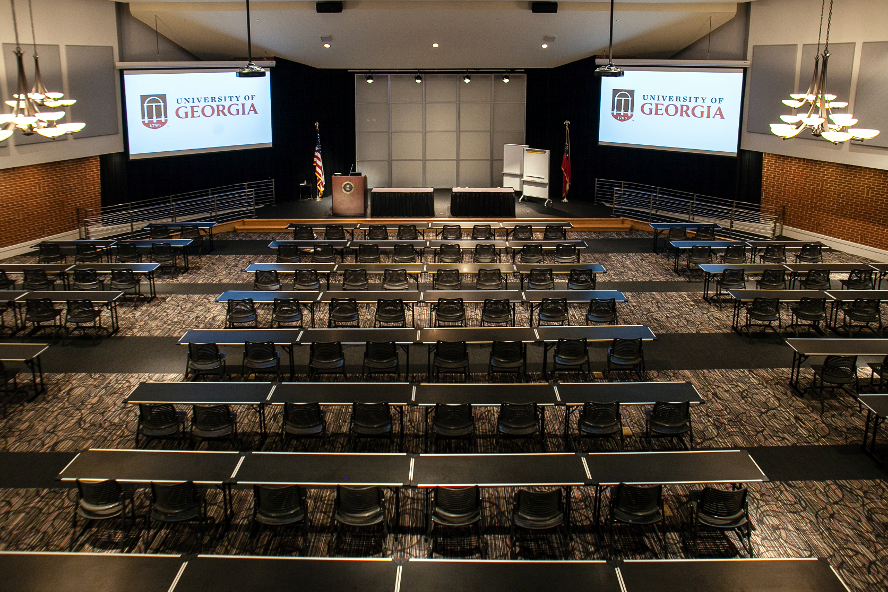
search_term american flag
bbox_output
[314,123,325,199]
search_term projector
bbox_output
[237,63,266,78]
[594,64,624,77]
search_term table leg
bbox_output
[25,354,45,399]
[731,299,742,333]
[182,247,190,272]
[673,248,681,274]
[703,272,711,303]
[286,344,296,381]
[653,230,661,253]
[109,301,119,333]
[862,408,873,450]
[256,404,267,438]
[207,228,214,253]
[542,342,552,380]
[563,405,573,449]
[789,352,808,394]
[148,271,157,300]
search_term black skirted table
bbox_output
[451,188,516,217]
[370,187,435,217]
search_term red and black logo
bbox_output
[140,94,168,129]
[611,89,634,122]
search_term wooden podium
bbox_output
[332,175,367,216]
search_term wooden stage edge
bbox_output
[227,217,651,234]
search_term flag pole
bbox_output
[561,120,571,203]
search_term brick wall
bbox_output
[0,156,101,249]
[761,153,888,251]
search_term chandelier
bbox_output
[770,0,878,143]
[0,0,84,141]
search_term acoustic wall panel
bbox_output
[460,132,491,160]
[391,103,423,132]
[3,44,63,145]
[459,102,491,131]
[356,76,389,102]
[493,132,526,159]
[426,103,457,131]
[459,75,492,102]
[357,132,389,161]
[459,160,491,187]
[426,132,457,160]
[747,44,798,134]
[356,103,390,132]
[390,75,423,102]
[358,160,391,189]
[66,45,119,139]
[392,160,423,186]
[425,75,457,102]
[493,74,527,102]
[493,103,525,131]
[852,42,888,148]
[391,132,423,160]
[426,160,457,188]
[796,42,855,142]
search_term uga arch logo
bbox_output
[140,94,168,129]
[611,89,634,122]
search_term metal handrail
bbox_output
[594,178,783,239]
[77,180,275,239]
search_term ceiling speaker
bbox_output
[316,2,343,13]
[531,2,557,14]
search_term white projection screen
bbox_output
[123,69,272,159]
[598,67,744,156]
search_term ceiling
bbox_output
[125,1,744,69]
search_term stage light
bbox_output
[365,74,373,83]
[463,74,471,84]
[502,74,510,83]
[415,74,423,84]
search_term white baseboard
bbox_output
[0,229,81,260]
[782,225,888,263]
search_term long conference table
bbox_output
[0,553,852,592]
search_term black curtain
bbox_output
[525,56,763,204]
[101,57,356,206]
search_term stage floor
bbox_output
[257,188,613,220]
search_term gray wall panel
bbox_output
[3,44,63,145]
[795,42,854,142]
[356,74,389,102]
[459,102,491,131]
[747,44,798,135]
[356,103,390,132]
[67,45,119,139]
[391,132,423,160]
[852,41,888,148]
[425,75,457,102]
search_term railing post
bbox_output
[129,204,135,237]
[170,196,176,222]
[271,179,276,205]
[655,188,659,215]
[252,188,257,215]
[648,191,654,223]
[689,195,695,221]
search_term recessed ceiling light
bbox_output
[542,35,555,49]
[321,35,332,48]
[432,43,439,48]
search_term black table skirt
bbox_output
[371,191,434,217]
[450,191,516,217]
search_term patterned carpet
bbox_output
[0,228,886,591]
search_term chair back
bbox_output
[273,297,301,317]
[152,242,173,257]
[277,244,302,262]
[192,404,234,430]
[188,343,222,364]
[721,269,745,285]
[435,298,465,317]
[477,268,504,289]
[698,487,747,519]
[310,341,345,363]
[151,481,199,513]
[0,270,11,287]
[110,269,136,285]
[39,243,63,258]
[798,243,823,261]
[325,224,346,240]
[440,225,462,240]
[694,227,716,240]
[763,244,786,259]
[666,227,687,239]
[357,243,380,262]
[149,225,171,239]
[543,225,565,240]
[848,298,880,318]
[803,269,830,287]
[255,484,305,515]
[722,245,746,263]
[365,341,397,362]
[821,355,858,381]
[527,268,554,290]
[66,299,95,316]
[689,245,712,260]
[587,298,617,321]
[336,485,383,515]
[490,340,523,361]
[139,403,180,429]
[471,224,493,240]
[516,488,562,521]
[180,225,200,239]
[499,401,538,429]
[77,479,123,508]
[519,244,544,263]
[343,269,369,290]
[23,269,49,283]
[393,243,417,262]
[294,269,320,290]
[555,243,577,260]
[846,269,874,288]
[283,402,324,428]
[612,483,662,515]
[75,243,100,259]
[567,269,593,289]
[116,243,141,261]
[26,297,55,315]
[580,401,620,427]
[511,225,533,240]
[796,297,826,315]
[611,338,643,361]
[397,225,418,240]
[73,268,99,286]
[649,401,691,428]
[352,402,392,427]
[382,269,409,290]
[330,297,358,316]
[554,338,587,359]
[245,341,277,363]
[311,244,335,262]
[254,270,281,290]
[540,297,568,316]
[292,225,315,240]
[750,297,780,316]
[434,486,480,516]
[760,269,785,284]
[228,298,256,317]
[435,340,468,363]
[376,299,405,322]
[473,243,497,263]
[367,225,389,240]
[438,243,461,263]
[434,269,461,289]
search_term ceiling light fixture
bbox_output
[432,43,439,48]
[236,0,266,77]
[542,36,554,49]
[321,36,332,49]
[502,74,510,83]
[463,73,471,84]
[594,0,623,77]
[0,0,84,140]
[414,73,423,84]
[770,0,878,143]
[365,73,373,83]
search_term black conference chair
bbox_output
[254,270,282,291]
[343,269,369,290]
[436,244,462,264]
[356,244,381,264]
[397,225,419,240]
[191,404,238,446]
[526,268,554,290]
[311,244,336,264]
[23,269,56,291]
[645,401,693,449]
[349,403,395,450]
[72,269,103,291]
[510,488,569,559]
[375,299,407,328]
[151,243,179,275]
[271,298,303,328]
[363,341,400,380]
[325,224,346,240]
[811,355,859,414]
[328,298,359,328]
[840,269,875,290]
[309,342,346,380]
[496,402,543,451]
[427,404,475,452]
[471,224,494,240]
[185,343,226,380]
[433,298,466,327]
[71,479,136,551]
[518,244,544,264]
[756,269,787,290]
[481,298,512,327]
[433,269,461,290]
[554,243,579,264]
[473,243,498,263]
[606,338,645,380]
[226,298,258,328]
[543,225,566,240]
[116,242,142,263]
[37,242,66,263]
[74,243,102,264]
[715,269,745,307]
[366,225,389,241]
[277,244,303,263]
[250,484,308,551]
[538,298,569,326]
[551,338,590,380]
[110,269,141,296]
[664,227,687,256]
[147,481,209,553]
[567,269,594,290]
[292,225,316,240]
[694,227,716,240]
[281,402,326,444]
[382,269,409,290]
[510,224,533,240]
[393,243,419,263]
[686,486,752,557]
[759,244,786,264]
[795,243,824,263]
[573,401,623,451]
[242,341,281,381]
[867,355,888,393]
[721,245,746,264]
[426,486,484,557]
[488,341,526,382]
[294,269,321,290]
[798,269,831,290]
[788,297,827,337]
[0,270,13,290]
[330,485,390,555]
[430,341,470,382]
[440,225,462,240]
[180,226,204,254]
[476,268,505,290]
[24,298,63,336]
[149,225,171,239]
[135,403,186,447]
[64,299,103,341]
[842,299,882,337]
[686,245,712,273]
[608,483,665,559]
[742,297,781,341]
[586,298,618,325]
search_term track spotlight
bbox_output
[365,74,374,83]
[502,74,510,83]
[415,74,423,84]
[463,73,471,84]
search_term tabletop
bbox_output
[523,290,625,302]
[412,453,588,487]
[785,338,888,356]
[535,325,656,342]
[584,450,767,485]
[418,327,537,343]
[178,329,306,345]
[125,382,274,405]
[58,449,242,484]
[400,559,619,592]
[0,343,50,361]
[21,291,123,303]
[233,452,412,487]
[555,381,703,405]
[415,383,558,405]
[270,382,414,405]
[297,328,419,344]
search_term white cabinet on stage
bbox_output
[520,148,551,207]
[502,144,528,192]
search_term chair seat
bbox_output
[578,419,620,436]
[431,507,481,527]
[612,507,662,525]
[255,506,306,526]
[78,500,125,519]
[151,504,202,523]
[354,419,392,435]
[748,311,779,322]
[335,507,385,527]
[696,511,748,529]
[193,424,235,439]
[812,365,857,385]
[514,512,564,530]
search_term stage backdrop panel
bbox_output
[356,73,525,189]
[852,41,888,149]
[746,44,798,135]
[67,45,119,139]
